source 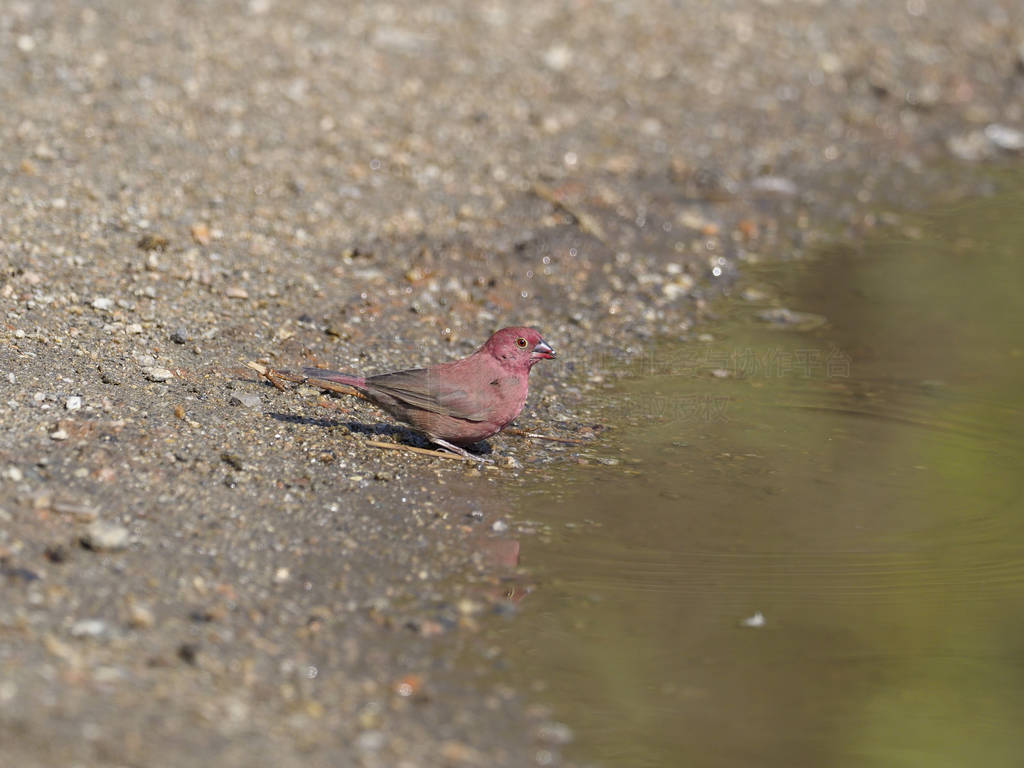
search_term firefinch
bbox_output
[304,327,556,458]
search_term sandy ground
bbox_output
[1,1,1022,765]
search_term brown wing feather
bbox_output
[365,368,493,422]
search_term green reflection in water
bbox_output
[492,172,1024,768]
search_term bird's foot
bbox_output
[431,438,493,463]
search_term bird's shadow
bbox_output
[265,411,493,456]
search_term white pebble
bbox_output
[355,731,385,752]
[740,611,766,628]
[543,43,573,72]
[82,520,131,551]
[145,367,174,382]
[65,396,83,411]
[70,619,109,638]
[985,123,1024,152]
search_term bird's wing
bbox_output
[365,367,492,422]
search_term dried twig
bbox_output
[365,440,484,462]
[245,361,368,399]
[504,426,590,445]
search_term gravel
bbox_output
[1,0,1021,766]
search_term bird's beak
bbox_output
[532,339,556,360]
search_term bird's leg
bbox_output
[430,438,493,463]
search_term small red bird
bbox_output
[304,327,556,458]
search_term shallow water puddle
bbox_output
[487,172,1024,767]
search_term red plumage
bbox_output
[304,327,556,458]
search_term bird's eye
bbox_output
[516,337,528,348]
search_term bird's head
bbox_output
[483,326,556,370]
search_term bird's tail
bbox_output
[302,368,366,389]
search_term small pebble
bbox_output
[128,604,156,629]
[985,123,1024,152]
[44,544,70,563]
[137,234,169,251]
[81,520,131,551]
[542,43,573,72]
[741,287,770,302]
[170,327,189,344]
[537,721,574,745]
[65,396,82,411]
[750,175,798,196]
[491,519,509,532]
[50,429,69,441]
[457,599,483,617]
[91,297,114,311]
[145,367,174,382]
[355,730,386,752]
[177,643,199,665]
[948,130,992,161]
[190,222,211,245]
[228,393,261,408]
[93,667,125,684]
[662,275,695,300]
[740,611,766,628]
[70,619,109,638]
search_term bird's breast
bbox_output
[488,374,527,422]
[489,375,520,388]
